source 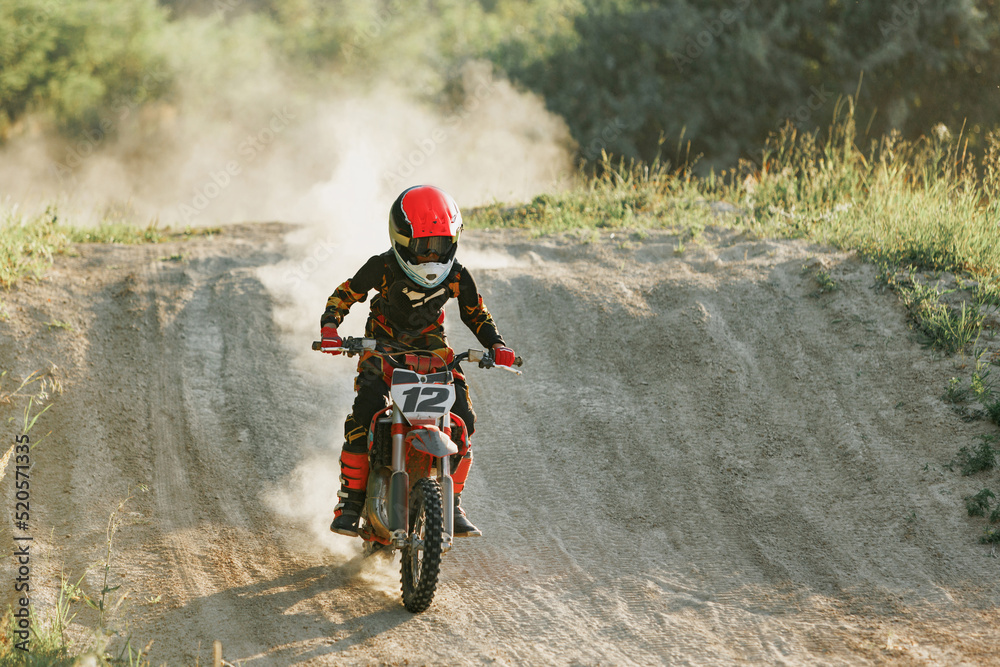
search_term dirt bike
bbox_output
[312,336,523,612]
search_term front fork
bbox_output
[440,447,454,551]
[386,406,455,550]
[387,405,408,547]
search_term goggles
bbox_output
[406,235,455,257]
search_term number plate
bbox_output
[391,369,456,420]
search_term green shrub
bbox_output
[954,435,998,477]
[494,0,1000,167]
[0,0,171,138]
[964,488,995,517]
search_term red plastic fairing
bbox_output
[447,413,470,456]
[373,346,455,386]
[404,353,446,374]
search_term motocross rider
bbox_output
[320,184,517,538]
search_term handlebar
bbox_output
[311,337,524,374]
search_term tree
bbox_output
[0,0,170,139]
[492,0,1000,167]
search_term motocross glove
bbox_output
[493,346,516,367]
[320,326,343,355]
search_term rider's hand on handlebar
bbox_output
[492,344,516,367]
[320,326,343,355]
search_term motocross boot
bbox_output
[330,492,364,536]
[330,449,369,537]
[453,493,481,537]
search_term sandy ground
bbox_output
[1,223,998,666]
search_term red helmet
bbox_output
[388,185,463,288]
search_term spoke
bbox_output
[412,504,426,584]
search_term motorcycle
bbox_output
[312,336,523,612]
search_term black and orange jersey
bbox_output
[322,250,505,354]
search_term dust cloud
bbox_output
[0,48,574,558]
[252,62,573,557]
[0,62,573,226]
[0,58,569,557]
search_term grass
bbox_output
[468,100,1000,354]
[0,573,87,666]
[0,487,152,666]
[474,103,1000,548]
[466,162,715,237]
[0,384,152,665]
[0,204,198,288]
[65,223,166,245]
[943,377,971,404]
[975,278,1000,307]
[898,282,983,354]
[0,573,153,666]
[0,207,71,288]
[470,101,1000,277]
[0,367,62,436]
[946,359,1000,544]
[961,351,1000,427]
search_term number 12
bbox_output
[400,386,451,413]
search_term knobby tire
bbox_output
[401,477,443,612]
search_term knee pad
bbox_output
[452,450,473,494]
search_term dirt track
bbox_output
[1,223,998,665]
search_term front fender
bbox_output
[405,426,459,458]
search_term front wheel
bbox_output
[400,477,443,612]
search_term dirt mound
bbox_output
[1,224,997,665]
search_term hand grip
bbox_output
[312,341,322,351]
